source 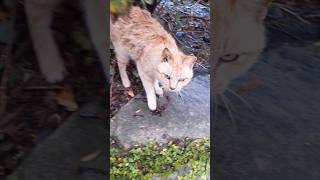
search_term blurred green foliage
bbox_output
[110,138,210,179]
[110,0,131,15]
[110,0,158,15]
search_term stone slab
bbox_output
[111,75,210,149]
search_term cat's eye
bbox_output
[219,54,239,63]
[165,74,171,79]
[179,78,187,82]
[163,57,168,62]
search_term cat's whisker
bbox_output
[176,91,184,103]
[226,88,255,113]
[221,94,238,131]
[223,94,236,112]
[175,91,179,98]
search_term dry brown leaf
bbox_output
[55,85,78,111]
[80,149,102,162]
[127,89,135,97]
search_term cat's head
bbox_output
[213,0,271,95]
[156,48,196,92]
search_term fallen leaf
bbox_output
[80,150,102,162]
[110,0,130,16]
[55,85,78,111]
[127,89,135,97]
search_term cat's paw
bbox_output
[122,78,131,88]
[155,88,164,97]
[147,99,157,111]
[42,64,66,83]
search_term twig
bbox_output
[195,62,208,70]
[182,29,209,33]
[180,15,209,25]
[268,24,303,41]
[303,13,320,19]
[160,16,173,31]
[272,2,311,25]
[160,16,184,46]
[0,0,18,118]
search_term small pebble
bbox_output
[175,31,185,38]
[203,34,210,43]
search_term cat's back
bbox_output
[112,6,155,27]
[128,6,154,22]
[110,6,169,42]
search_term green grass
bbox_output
[110,138,210,179]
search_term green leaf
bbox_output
[144,0,154,5]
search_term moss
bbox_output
[110,138,210,179]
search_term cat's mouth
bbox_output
[159,82,182,92]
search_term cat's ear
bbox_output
[184,55,197,69]
[161,48,173,63]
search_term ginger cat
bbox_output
[110,6,197,111]
[25,0,107,83]
[212,0,271,95]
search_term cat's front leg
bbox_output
[154,79,163,97]
[83,0,108,81]
[137,68,157,111]
[26,0,65,83]
[115,53,131,88]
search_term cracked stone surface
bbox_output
[111,75,210,149]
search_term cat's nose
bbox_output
[170,87,176,90]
